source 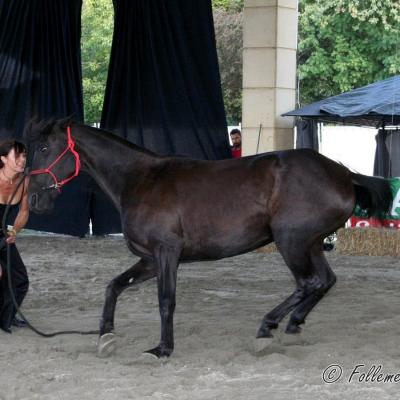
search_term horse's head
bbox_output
[24,117,80,214]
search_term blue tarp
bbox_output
[284,75,400,127]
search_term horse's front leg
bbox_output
[98,258,156,356]
[144,244,180,359]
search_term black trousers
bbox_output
[0,243,29,330]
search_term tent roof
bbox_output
[283,75,400,127]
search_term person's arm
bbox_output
[7,177,29,244]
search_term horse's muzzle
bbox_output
[29,192,53,214]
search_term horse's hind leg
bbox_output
[285,244,336,334]
[98,258,156,356]
[257,288,307,338]
[257,249,311,338]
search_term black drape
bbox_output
[374,129,400,178]
[95,0,231,235]
[0,0,89,236]
[295,119,319,150]
[101,0,230,158]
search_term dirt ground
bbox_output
[0,235,399,400]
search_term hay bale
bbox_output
[256,228,399,257]
[256,243,278,253]
[336,227,400,257]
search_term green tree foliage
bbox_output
[213,3,243,124]
[212,0,244,11]
[81,0,114,124]
[298,0,400,105]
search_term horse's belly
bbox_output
[181,224,273,261]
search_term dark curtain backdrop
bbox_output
[0,0,90,236]
[101,0,230,159]
[95,0,231,235]
[374,129,400,178]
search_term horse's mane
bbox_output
[24,117,158,157]
[74,123,158,156]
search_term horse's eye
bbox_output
[40,145,48,153]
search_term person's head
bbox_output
[230,129,241,148]
[0,139,27,173]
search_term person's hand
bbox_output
[6,228,17,244]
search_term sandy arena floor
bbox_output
[0,235,399,400]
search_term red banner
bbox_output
[349,178,400,230]
[349,216,400,229]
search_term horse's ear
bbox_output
[23,117,56,142]
[23,117,37,142]
[57,114,76,129]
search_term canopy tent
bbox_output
[284,75,400,127]
[284,75,400,178]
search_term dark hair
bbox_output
[0,139,26,168]
[230,128,241,136]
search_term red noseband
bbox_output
[30,126,81,192]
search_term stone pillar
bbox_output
[242,0,298,155]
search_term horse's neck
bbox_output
[73,126,158,210]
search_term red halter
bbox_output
[30,126,81,192]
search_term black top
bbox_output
[0,203,19,237]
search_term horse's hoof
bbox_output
[143,345,172,359]
[141,351,161,361]
[97,333,117,357]
[256,326,274,339]
[285,324,301,334]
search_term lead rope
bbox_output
[1,171,98,337]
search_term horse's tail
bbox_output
[351,173,393,217]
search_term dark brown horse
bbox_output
[25,119,392,358]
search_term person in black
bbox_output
[0,140,29,333]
